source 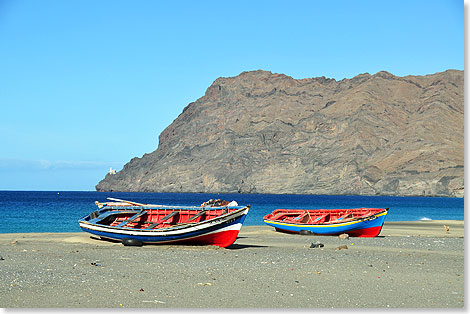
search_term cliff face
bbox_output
[96,69,464,197]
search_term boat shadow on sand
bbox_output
[225,243,268,250]
[88,235,268,249]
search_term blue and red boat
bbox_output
[263,207,388,237]
[78,198,250,247]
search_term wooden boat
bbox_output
[78,198,250,247]
[263,207,388,237]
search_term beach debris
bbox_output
[197,282,213,286]
[10,240,17,245]
[143,300,166,304]
[139,288,144,292]
[336,245,348,250]
[90,262,103,267]
[443,225,450,234]
[0,256,4,261]
[338,233,349,240]
[309,241,324,249]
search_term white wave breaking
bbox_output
[419,217,432,221]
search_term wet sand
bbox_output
[0,220,464,308]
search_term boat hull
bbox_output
[79,206,249,248]
[264,210,388,237]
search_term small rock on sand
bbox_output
[309,242,324,248]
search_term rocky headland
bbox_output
[96,69,464,197]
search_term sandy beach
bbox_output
[0,220,464,308]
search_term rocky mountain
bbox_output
[96,69,464,197]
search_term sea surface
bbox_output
[0,191,464,233]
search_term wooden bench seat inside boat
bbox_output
[116,210,146,227]
[185,210,206,223]
[327,212,354,224]
[272,212,288,220]
[312,213,331,224]
[145,211,179,229]
[284,212,310,223]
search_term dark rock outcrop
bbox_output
[96,69,464,197]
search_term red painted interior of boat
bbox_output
[100,207,237,229]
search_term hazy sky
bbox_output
[0,0,464,190]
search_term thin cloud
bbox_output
[0,158,124,171]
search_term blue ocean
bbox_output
[0,191,464,233]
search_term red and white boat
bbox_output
[78,198,250,247]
